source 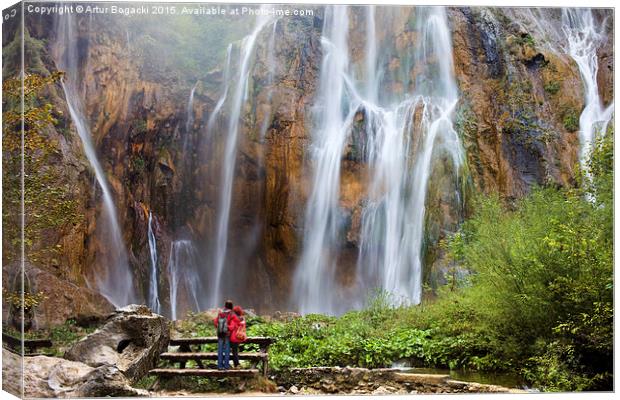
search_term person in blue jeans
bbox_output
[213,300,239,370]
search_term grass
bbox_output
[3,319,97,357]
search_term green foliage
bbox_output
[2,287,46,311]
[442,128,613,391]
[515,33,536,47]
[544,81,560,95]
[3,27,48,78]
[134,375,158,390]
[562,108,579,132]
[581,125,613,224]
[132,156,146,173]
[238,290,515,373]
[3,319,96,356]
[46,319,96,355]
[2,71,82,265]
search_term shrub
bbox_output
[562,109,579,131]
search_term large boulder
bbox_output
[2,348,147,397]
[64,304,169,383]
[2,262,115,330]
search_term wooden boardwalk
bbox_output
[2,332,53,356]
[151,336,275,378]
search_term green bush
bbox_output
[563,109,579,132]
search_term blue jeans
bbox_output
[217,337,231,369]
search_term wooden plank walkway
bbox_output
[151,368,260,377]
[2,332,53,356]
[151,336,275,378]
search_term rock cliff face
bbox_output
[4,5,612,322]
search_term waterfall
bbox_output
[358,6,463,306]
[293,5,352,315]
[183,82,198,154]
[147,211,160,314]
[206,44,233,135]
[562,9,614,166]
[54,13,135,307]
[365,5,378,103]
[294,6,463,313]
[168,240,201,320]
[210,11,273,307]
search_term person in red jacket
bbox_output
[229,306,247,368]
[213,300,239,370]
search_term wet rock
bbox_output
[270,311,301,322]
[64,304,169,383]
[394,372,450,385]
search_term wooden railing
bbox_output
[2,332,53,356]
[151,336,275,378]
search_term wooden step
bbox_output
[2,333,52,351]
[150,368,259,377]
[160,352,267,361]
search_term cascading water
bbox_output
[294,6,463,313]
[358,7,463,305]
[365,5,378,103]
[562,9,614,165]
[292,5,352,315]
[183,82,198,154]
[168,240,202,320]
[206,44,233,135]
[209,11,273,307]
[147,211,160,314]
[54,13,135,307]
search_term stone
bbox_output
[273,367,522,395]
[2,349,147,398]
[64,304,169,383]
[69,366,149,397]
[270,311,301,322]
[2,262,115,330]
[372,386,392,395]
[289,385,299,394]
[393,372,450,385]
[446,379,468,389]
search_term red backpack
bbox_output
[235,319,247,342]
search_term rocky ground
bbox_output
[2,305,168,398]
[273,367,527,395]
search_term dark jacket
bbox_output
[213,309,239,338]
